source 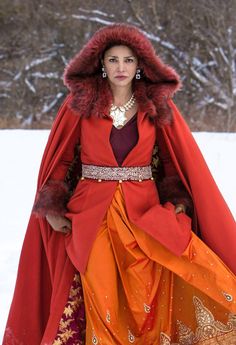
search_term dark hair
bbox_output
[101,42,137,61]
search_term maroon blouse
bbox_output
[109,114,192,214]
[109,113,138,166]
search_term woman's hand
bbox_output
[175,203,186,214]
[45,214,72,233]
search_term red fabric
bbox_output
[162,100,236,270]
[33,180,70,216]
[3,96,81,345]
[3,96,236,345]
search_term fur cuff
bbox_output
[33,180,70,217]
[157,175,193,215]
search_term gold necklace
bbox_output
[110,94,136,128]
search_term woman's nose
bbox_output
[117,61,124,72]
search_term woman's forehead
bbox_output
[104,45,136,57]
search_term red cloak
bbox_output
[3,23,236,345]
[3,96,236,345]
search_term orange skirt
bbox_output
[79,185,236,344]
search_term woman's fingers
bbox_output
[59,219,72,234]
[175,203,186,214]
[64,218,72,230]
[46,214,72,232]
[59,226,71,234]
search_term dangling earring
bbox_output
[135,68,141,79]
[102,66,107,78]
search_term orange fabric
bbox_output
[81,184,236,345]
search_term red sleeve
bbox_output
[156,127,193,215]
[33,99,82,217]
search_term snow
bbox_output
[41,92,64,114]
[24,77,36,93]
[160,40,175,50]
[142,31,161,43]
[31,72,59,79]
[0,130,235,340]
[25,53,57,71]
[72,14,114,26]
[78,8,115,18]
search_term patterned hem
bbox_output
[160,296,236,345]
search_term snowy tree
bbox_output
[0,0,235,131]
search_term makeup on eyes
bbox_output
[107,55,136,61]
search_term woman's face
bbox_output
[103,45,138,89]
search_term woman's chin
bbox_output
[109,78,133,88]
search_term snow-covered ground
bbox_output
[0,130,236,340]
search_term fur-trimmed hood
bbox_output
[63,23,181,125]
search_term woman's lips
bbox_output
[115,76,128,80]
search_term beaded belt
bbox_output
[81,164,153,182]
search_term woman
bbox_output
[3,24,236,345]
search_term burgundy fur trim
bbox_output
[63,24,181,125]
[33,180,70,217]
[157,175,193,215]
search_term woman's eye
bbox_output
[108,58,117,63]
[125,58,134,63]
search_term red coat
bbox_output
[62,101,193,274]
[31,94,236,273]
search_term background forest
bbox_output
[1,0,236,131]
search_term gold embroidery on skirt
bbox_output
[143,302,151,313]
[105,309,111,323]
[160,296,236,345]
[128,329,136,343]
[52,274,85,345]
[92,331,99,344]
[222,291,234,302]
[160,332,172,345]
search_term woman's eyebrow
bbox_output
[106,55,135,58]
